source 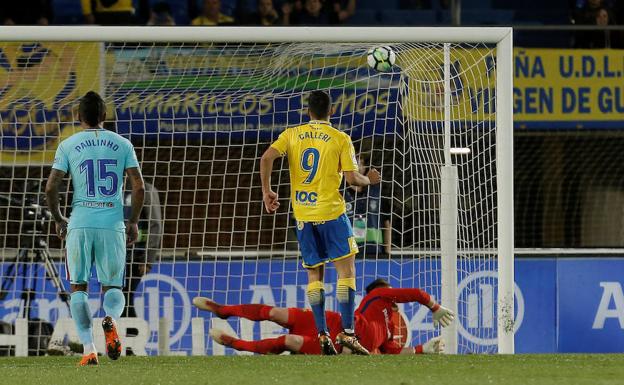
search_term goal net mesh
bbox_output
[0,40,500,355]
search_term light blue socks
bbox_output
[70,291,94,350]
[103,288,125,320]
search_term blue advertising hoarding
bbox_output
[557,259,624,353]
[0,257,622,354]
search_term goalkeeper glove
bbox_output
[431,304,455,327]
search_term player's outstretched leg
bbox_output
[102,287,124,360]
[193,297,273,321]
[193,297,225,317]
[70,290,98,366]
[210,329,290,354]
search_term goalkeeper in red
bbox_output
[193,277,454,355]
[260,90,380,355]
[355,278,455,354]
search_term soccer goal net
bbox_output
[0,27,513,356]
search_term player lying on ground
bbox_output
[46,91,145,366]
[194,298,442,355]
[194,279,453,355]
[194,297,344,355]
[260,90,381,355]
[354,278,454,354]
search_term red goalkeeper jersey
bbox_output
[354,288,431,353]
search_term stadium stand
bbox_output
[35,0,576,27]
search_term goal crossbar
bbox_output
[0,26,512,43]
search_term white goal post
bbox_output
[0,26,513,355]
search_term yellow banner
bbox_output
[0,42,101,165]
[403,47,624,125]
[402,47,496,123]
[514,48,624,123]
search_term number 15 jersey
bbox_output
[271,120,358,222]
[52,128,140,231]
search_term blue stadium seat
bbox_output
[437,10,452,24]
[150,0,190,24]
[238,0,257,13]
[349,10,380,25]
[379,9,436,25]
[430,0,443,10]
[461,9,514,25]
[357,0,376,9]
[514,10,570,25]
[462,0,492,9]
[358,0,399,10]
[514,30,573,48]
[220,0,238,16]
[494,0,568,10]
[53,0,85,24]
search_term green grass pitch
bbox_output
[1,354,623,385]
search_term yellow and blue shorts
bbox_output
[296,213,358,269]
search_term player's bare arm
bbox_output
[126,166,145,245]
[45,168,68,240]
[260,146,281,213]
[344,168,381,187]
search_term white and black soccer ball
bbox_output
[367,46,396,72]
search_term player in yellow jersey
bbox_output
[260,90,380,355]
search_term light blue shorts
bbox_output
[65,228,126,287]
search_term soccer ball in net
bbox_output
[367,46,396,72]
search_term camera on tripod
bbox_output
[0,181,70,307]
[0,181,71,355]
[16,192,52,250]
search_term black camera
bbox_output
[0,185,52,250]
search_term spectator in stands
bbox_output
[192,0,235,25]
[1,1,52,25]
[244,0,283,25]
[289,0,329,24]
[593,7,619,47]
[147,2,176,25]
[573,1,619,48]
[344,155,392,257]
[328,0,356,24]
[81,0,136,25]
[573,0,612,25]
[281,1,294,25]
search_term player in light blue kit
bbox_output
[46,91,145,366]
